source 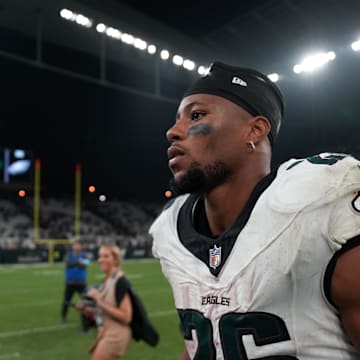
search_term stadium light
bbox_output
[160,49,170,60]
[18,189,26,198]
[88,185,96,193]
[199,65,211,76]
[173,55,184,66]
[57,7,360,83]
[293,51,336,74]
[183,59,195,71]
[106,27,122,39]
[58,9,199,73]
[121,33,134,45]
[99,194,107,202]
[60,9,74,20]
[351,40,360,51]
[197,65,206,75]
[134,38,147,50]
[59,8,93,28]
[328,51,336,60]
[147,44,156,54]
[75,14,92,27]
[268,73,279,82]
[96,23,106,33]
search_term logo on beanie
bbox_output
[231,77,247,87]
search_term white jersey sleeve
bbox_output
[274,152,360,250]
[150,195,189,259]
[328,190,360,250]
[270,152,360,214]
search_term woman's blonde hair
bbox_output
[100,244,122,266]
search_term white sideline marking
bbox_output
[32,270,63,276]
[0,310,176,338]
[0,287,59,295]
[0,300,60,309]
[0,353,20,359]
[0,263,63,270]
[0,324,76,338]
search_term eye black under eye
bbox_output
[191,111,206,121]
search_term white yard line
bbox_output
[0,263,63,270]
[0,309,176,338]
[0,352,20,359]
[0,287,59,295]
[0,324,76,338]
[0,300,60,309]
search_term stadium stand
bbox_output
[0,194,162,260]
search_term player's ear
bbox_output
[249,116,271,142]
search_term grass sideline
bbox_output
[0,259,184,359]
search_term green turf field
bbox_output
[0,259,184,359]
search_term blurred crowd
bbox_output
[0,194,162,256]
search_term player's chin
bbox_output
[172,169,187,184]
[169,156,190,173]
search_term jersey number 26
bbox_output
[178,309,298,359]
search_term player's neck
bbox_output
[203,167,270,236]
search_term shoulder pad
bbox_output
[269,153,360,213]
[162,197,176,210]
[149,194,189,234]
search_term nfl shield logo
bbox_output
[209,244,222,270]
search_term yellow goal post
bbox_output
[33,159,82,263]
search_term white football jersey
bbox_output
[150,153,360,359]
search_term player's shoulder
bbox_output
[161,194,189,213]
[278,152,360,187]
[268,152,360,212]
[279,152,359,172]
[149,194,189,234]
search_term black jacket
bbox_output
[119,276,159,347]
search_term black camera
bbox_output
[79,296,97,308]
[78,287,97,308]
[67,286,99,309]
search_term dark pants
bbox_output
[61,282,92,331]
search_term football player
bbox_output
[149,62,360,359]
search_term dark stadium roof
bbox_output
[0,0,360,201]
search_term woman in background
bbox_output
[77,244,133,360]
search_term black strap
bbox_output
[115,276,131,306]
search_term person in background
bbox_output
[61,240,90,332]
[77,244,133,360]
[149,61,360,359]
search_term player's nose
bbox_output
[166,120,187,143]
